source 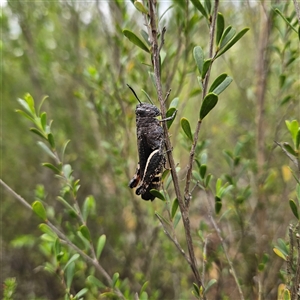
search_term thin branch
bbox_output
[0,179,32,210]
[274,141,298,167]
[155,213,190,264]
[203,188,245,300]
[147,0,205,293]
[159,26,166,53]
[0,179,125,299]
[292,0,300,25]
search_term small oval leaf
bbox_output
[190,0,208,19]
[199,93,218,120]
[289,199,299,220]
[42,163,61,174]
[217,27,250,58]
[96,234,106,260]
[166,107,177,129]
[180,118,193,142]
[79,225,91,241]
[273,247,287,261]
[47,133,55,149]
[37,141,57,159]
[134,1,148,13]
[123,29,150,53]
[215,197,222,214]
[209,73,233,95]
[171,198,179,219]
[202,58,212,79]
[193,46,204,76]
[150,189,165,201]
[216,13,225,46]
[30,128,47,140]
[32,201,47,220]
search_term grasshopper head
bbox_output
[136,103,161,118]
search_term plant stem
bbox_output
[204,189,245,300]
[293,0,300,25]
[147,0,205,294]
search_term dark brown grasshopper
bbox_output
[128,85,174,201]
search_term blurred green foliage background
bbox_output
[1,0,300,299]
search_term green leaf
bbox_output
[66,261,75,290]
[63,164,73,179]
[169,97,179,108]
[283,289,291,300]
[289,199,299,220]
[283,143,297,157]
[140,281,149,295]
[123,29,150,53]
[134,1,148,13]
[40,112,47,131]
[192,283,200,296]
[64,254,80,271]
[199,93,218,120]
[75,288,88,299]
[15,109,35,123]
[204,278,217,294]
[96,234,106,259]
[39,223,57,238]
[215,197,222,214]
[286,120,299,144]
[171,198,179,219]
[79,225,91,241]
[209,74,233,95]
[166,107,177,129]
[273,247,287,261]
[209,73,227,92]
[17,97,34,116]
[30,128,47,140]
[173,212,181,228]
[57,196,77,214]
[37,141,57,160]
[42,163,61,174]
[200,164,206,179]
[202,58,212,79]
[217,27,250,58]
[87,275,106,289]
[32,201,47,220]
[219,26,236,49]
[24,93,36,115]
[47,133,55,149]
[216,13,225,46]
[298,25,300,41]
[180,118,193,142]
[82,195,96,222]
[150,189,165,201]
[193,46,204,76]
[274,9,298,33]
[204,0,211,14]
[37,95,49,116]
[205,174,212,188]
[190,0,208,19]
[112,272,119,288]
[61,140,70,164]
[155,211,171,226]
[140,29,150,46]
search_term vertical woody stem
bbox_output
[147,0,205,294]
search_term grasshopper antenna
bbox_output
[127,84,142,104]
